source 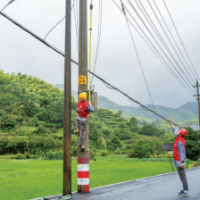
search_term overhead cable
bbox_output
[44,0,76,41]
[44,16,65,41]
[112,0,194,96]
[120,0,160,124]
[1,0,16,12]
[88,70,179,126]
[163,0,200,82]
[137,0,197,84]
[146,0,195,86]
[152,0,199,82]
[115,2,195,95]
[0,11,78,65]
[125,1,196,94]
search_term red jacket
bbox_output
[173,136,186,162]
[77,101,90,119]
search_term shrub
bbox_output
[46,151,63,160]
[71,145,78,157]
[184,127,200,160]
[101,127,113,136]
[25,153,31,159]
[89,149,96,160]
[100,150,108,156]
[16,153,26,159]
[128,139,163,159]
[115,148,121,155]
[33,126,52,135]
[52,134,63,140]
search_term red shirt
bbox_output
[77,101,90,119]
[173,136,186,162]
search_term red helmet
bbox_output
[180,129,188,137]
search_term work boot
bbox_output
[74,128,79,134]
[178,190,188,196]
[81,145,86,151]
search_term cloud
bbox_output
[0,0,199,108]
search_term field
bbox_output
[0,156,176,200]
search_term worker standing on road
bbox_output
[169,118,189,197]
[74,92,94,150]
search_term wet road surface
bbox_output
[32,166,200,200]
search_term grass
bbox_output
[0,156,175,200]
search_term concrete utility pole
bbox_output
[77,0,90,193]
[63,0,71,195]
[193,80,200,131]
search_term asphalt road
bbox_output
[32,166,200,200]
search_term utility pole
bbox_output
[77,0,89,193]
[193,79,200,132]
[63,0,71,196]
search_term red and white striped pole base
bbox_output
[77,157,89,193]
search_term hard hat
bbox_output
[79,92,87,102]
[180,129,188,137]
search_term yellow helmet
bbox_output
[79,92,87,102]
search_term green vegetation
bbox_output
[128,139,163,158]
[55,85,198,123]
[0,157,176,200]
[1,70,199,160]
[179,119,199,125]
[183,127,200,160]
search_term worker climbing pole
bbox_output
[76,0,93,193]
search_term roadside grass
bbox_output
[0,156,175,200]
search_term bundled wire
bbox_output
[120,0,160,125]
[88,70,179,126]
[1,0,16,12]
[163,0,200,82]
[112,0,195,96]
[0,11,78,65]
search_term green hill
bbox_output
[54,84,198,123]
[1,70,164,158]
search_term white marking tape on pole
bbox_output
[78,178,89,185]
[77,164,89,171]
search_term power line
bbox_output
[0,11,78,65]
[120,0,160,125]
[127,0,196,94]
[88,70,179,126]
[137,0,197,85]
[44,16,65,41]
[44,1,76,41]
[146,0,195,87]
[1,0,16,12]
[152,0,199,83]
[74,0,79,51]
[163,0,200,82]
[112,0,194,96]
[116,2,195,95]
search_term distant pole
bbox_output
[193,80,200,132]
[77,0,90,193]
[63,0,71,195]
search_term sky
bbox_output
[0,0,200,108]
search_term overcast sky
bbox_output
[0,0,200,108]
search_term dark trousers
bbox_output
[76,118,88,146]
[177,167,189,191]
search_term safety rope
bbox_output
[89,0,93,102]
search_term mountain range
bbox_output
[54,84,198,123]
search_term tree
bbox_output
[128,139,162,158]
[184,127,200,160]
